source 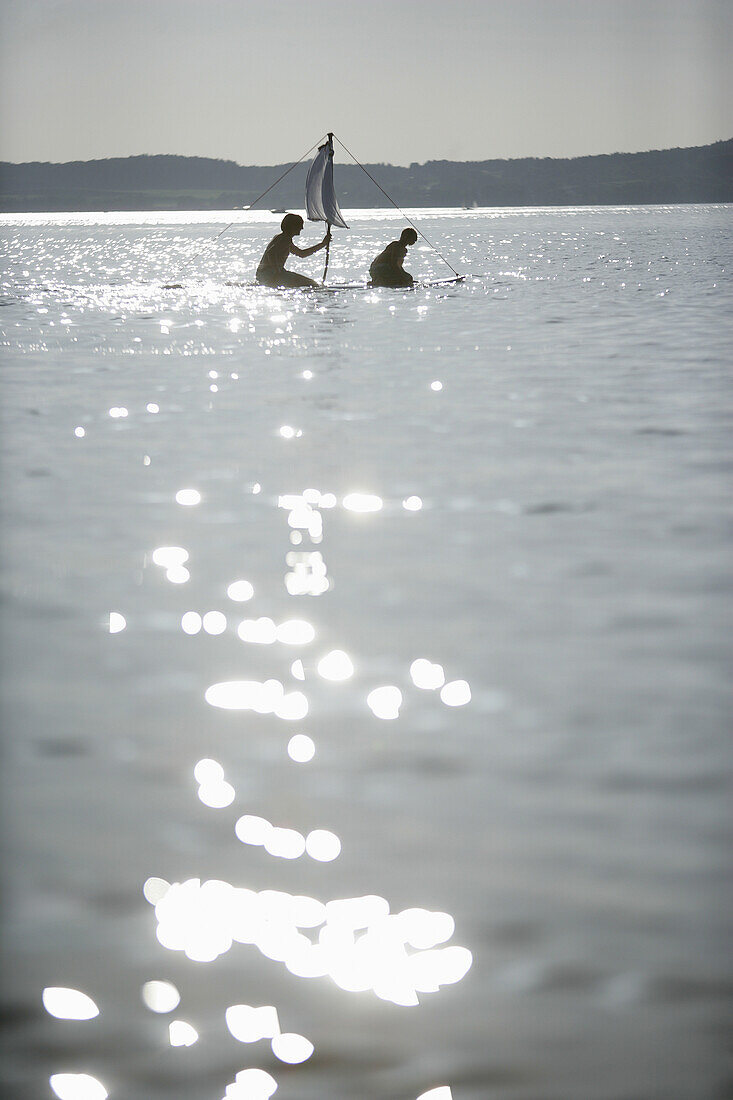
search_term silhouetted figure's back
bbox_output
[369,227,418,287]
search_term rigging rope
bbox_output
[163,135,326,287]
[333,134,460,278]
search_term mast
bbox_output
[305,132,348,285]
[322,133,334,284]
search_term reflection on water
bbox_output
[222,1068,277,1100]
[152,545,189,568]
[42,987,99,1021]
[50,1075,108,1100]
[285,551,329,596]
[236,617,278,644]
[149,876,469,1008]
[287,734,315,762]
[305,830,341,862]
[316,649,354,680]
[202,610,227,635]
[271,1032,314,1064]
[169,1020,199,1047]
[175,488,201,506]
[132,421,474,1093]
[196,777,235,809]
[181,610,202,634]
[108,611,126,634]
[410,658,445,690]
[232,814,338,863]
[141,979,180,1012]
[205,679,309,719]
[235,616,315,645]
[440,680,472,707]
[367,684,403,719]
[4,205,729,1100]
[342,492,383,513]
[165,563,190,584]
[226,579,254,602]
[226,1003,280,1043]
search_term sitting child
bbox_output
[256,213,330,289]
[369,227,418,287]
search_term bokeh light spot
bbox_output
[175,488,201,506]
[306,829,341,862]
[49,1074,107,1100]
[227,580,254,602]
[287,734,315,763]
[42,987,99,1021]
[317,650,354,681]
[108,612,126,634]
[141,980,180,1013]
[271,1032,314,1064]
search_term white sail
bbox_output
[305,139,348,228]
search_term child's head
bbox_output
[400,228,418,246]
[281,213,304,236]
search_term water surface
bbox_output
[1,205,731,1100]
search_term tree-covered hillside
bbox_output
[1,140,731,212]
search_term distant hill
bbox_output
[1,140,731,212]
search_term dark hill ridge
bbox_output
[1,140,731,212]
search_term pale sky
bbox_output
[0,0,731,165]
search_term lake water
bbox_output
[1,205,731,1100]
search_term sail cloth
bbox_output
[305,140,348,228]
